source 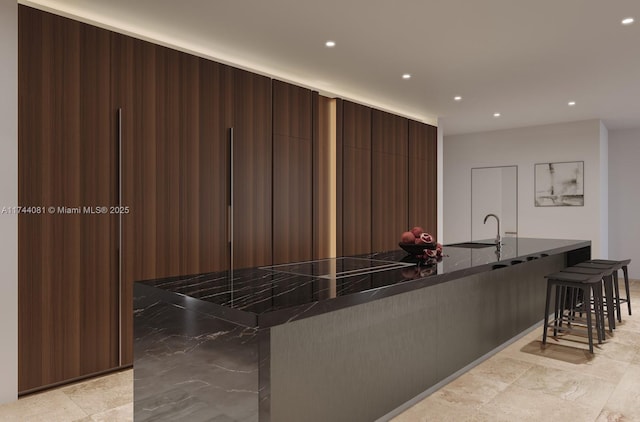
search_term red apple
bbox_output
[410,226,424,238]
[401,231,415,244]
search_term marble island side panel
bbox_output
[134,284,260,421]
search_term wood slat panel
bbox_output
[18,6,118,392]
[273,80,312,139]
[273,81,312,264]
[233,69,272,269]
[342,101,371,255]
[408,121,438,240]
[112,34,237,364]
[372,110,409,252]
[195,59,234,272]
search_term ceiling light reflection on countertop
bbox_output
[325,40,336,47]
[568,101,576,106]
[493,112,501,117]
[402,74,411,79]
[622,17,634,25]
[454,96,462,101]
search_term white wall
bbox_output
[609,127,640,278]
[599,122,608,258]
[0,0,18,404]
[444,119,608,257]
[437,121,444,243]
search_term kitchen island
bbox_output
[133,238,590,421]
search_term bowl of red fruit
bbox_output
[399,226,436,255]
[399,226,445,261]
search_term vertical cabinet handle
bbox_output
[229,128,234,304]
[117,108,123,367]
[229,127,234,274]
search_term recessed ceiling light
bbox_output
[493,112,501,118]
[325,40,336,47]
[568,101,576,106]
[621,17,634,25]
[454,96,462,101]
[402,74,411,80]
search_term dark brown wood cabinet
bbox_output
[111,34,237,364]
[372,110,409,252]
[18,5,437,393]
[111,29,275,364]
[409,121,438,239]
[342,101,372,255]
[232,69,273,269]
[341,103,437,255]
[18,6,118,392]
[272,80,312,264]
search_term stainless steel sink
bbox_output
[446,242,497,249]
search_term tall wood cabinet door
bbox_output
[18,6,118,392]
[111,35,180,364]
[272,80,313,265]
[408,121,438,239]
[232,69,272,269]
[179,56,233,275]
[372,110,409,252]
[342,101,372,255]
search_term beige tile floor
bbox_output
[393,279,640,422]
[0,370,132,422]
[1,280,638,422]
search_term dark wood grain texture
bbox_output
[272,81,312,264]
[372,110,409,252]
[18,6,118,392]
[112,34,237,364]
[19,7,438,390]
[342,101,372,255]
[233,69,273,269]
[408,121,438,240]
[195,59,234,272]
[178,55,233,276]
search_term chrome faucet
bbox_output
[483,213,501,247]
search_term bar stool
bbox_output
[574,262,621,325]
[543,271,605,353]
[562,265,615,333]
[588,259,632,316]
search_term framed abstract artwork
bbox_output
[534,161,584,207]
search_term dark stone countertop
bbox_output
[135,237,590,328]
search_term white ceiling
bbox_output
[22,0,640,135]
